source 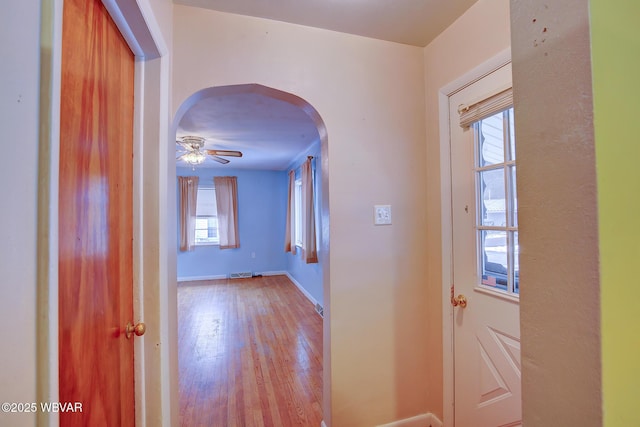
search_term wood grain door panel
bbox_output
[59,0,135,425]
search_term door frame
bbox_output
[438,48,512,427]
[38,1,174,425]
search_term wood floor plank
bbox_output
[178,275,323,427]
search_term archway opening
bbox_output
[171,83,331,425]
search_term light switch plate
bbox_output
[374,205,392,225]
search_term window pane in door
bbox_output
[479,169,506,227]
[475,107,518,296]
[513,231,520,294]
[481,230,508,291]
[509,166,518,227]
[479,113,505,166]
[508,109,516,161]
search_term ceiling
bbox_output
[174,0,479,170]
[177,91,320,171]
[174,0,479,47]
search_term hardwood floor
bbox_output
[178,275,323,427]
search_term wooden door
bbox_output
[449,63,522,426]
[58,0,135,425]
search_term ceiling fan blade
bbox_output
[206,149,243,158]
[211,155,230,164]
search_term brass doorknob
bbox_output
[451,294,468,308]
[125,322,146,339]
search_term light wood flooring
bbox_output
[178,275,323,427]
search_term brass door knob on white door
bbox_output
[125,322,146,339]
[451,294,468,308]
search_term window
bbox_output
[474,107,519,294]
[195,187,219,245]
[294,179,302,247]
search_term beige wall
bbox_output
[173,6,429,425]
[0,0,177,425]
[511,0,602,425]
[422,0,512,418]
[0,1,41,426]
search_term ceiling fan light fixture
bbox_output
[176,135,242,167]
[180,136,205,150]
[182,150,207,165]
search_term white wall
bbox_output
[173,6,429,425]
[0,1,41,426]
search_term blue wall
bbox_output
[177,149,324,307]
[285,144,324,305]
[177,167,288,279]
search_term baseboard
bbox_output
[377,413,443,427]
[177,274,227,282]
[284,272,318,306]
[321,421,327,427]
[257,270,288,277]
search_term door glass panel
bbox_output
[475,107,518,296]
[479,169,506,227]
[508,109,516,161]
[513,231,520,294]
[479,114,505,166]
[509,166,518,227]
[481,230,508,291]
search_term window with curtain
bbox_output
[213,176,240,249]
[284,170,296,254]
[294,178,302,247]
[301,158,318,263]
[285,158,317,263]
[178,176,199,252]
[194,187,219,245]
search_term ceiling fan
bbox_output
[176,136,243,166]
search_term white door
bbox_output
[449,63,522,427]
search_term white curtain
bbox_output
[284,170,296,254]
[301,158,318,263]
[214,176,240,249]
[178,176,198,252]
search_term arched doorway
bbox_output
[171,83,330,425]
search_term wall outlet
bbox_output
[374,205,392,225]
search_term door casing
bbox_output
[438,48,512,427]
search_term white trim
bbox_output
[132,58,147,427]
[258,270,288,276]
[39,1,63,426]
[438,47,511,427]
[321,421,328,427]
[377,413,443,427]
[177,274,228,282]
[101,0,162,59]
[285,272,319,306]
